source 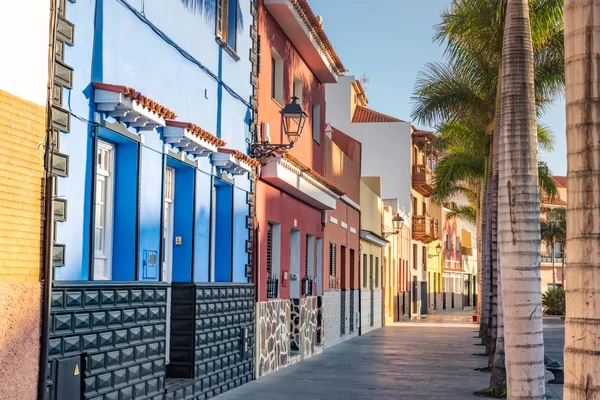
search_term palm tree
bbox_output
[563,1,600,394]
[497,0,545,397]
[540,208,566,287]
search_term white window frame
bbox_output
[312,100,321,143]
[216,0,229,43]
[271,49,284,105]
[293,76,303,106]
[94,140,115,280]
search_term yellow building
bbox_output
[427,203,443,311]
[0,3,51,397]
[359,177,385,333]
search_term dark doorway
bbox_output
[412,276,418,315]
[420,282,428,315]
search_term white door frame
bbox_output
[94,140,115,280]
[163,166,175,363]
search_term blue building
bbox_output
[46,0,259,398]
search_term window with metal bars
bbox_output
[413,244,418,270]
[422,246,427,271]
[329,242,336,276]
[266,223,273,276]
[305,234,309,276]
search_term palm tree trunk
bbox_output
[551,242,556,287]
[477,202,483,316]
[479,175,492,349]
[490,64,502,368]
[498,0,545,398]
[564,1,600,398]
[490,255,506,397]
[488,152,498,359]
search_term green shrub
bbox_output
[542,287,565,315]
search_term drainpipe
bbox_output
[209,167,217,282]
[38,1,58,398]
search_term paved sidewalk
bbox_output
[215,316,564,399]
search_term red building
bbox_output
[322,126,361,347]
[253,0,349,378]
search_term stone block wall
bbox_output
[255,296,322,379]
[255,299,290,378]
[360,289,382,335]
[323,290,359,349]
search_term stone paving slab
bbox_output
[216,317,564,400]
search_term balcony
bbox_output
[412,165,433,197]
[412,215,438,243]
[542,253,564,265]
[461,246,473,256]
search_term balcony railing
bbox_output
[266,274,279,299]
[542,253,564,264]
[412,215,438,243]
[302,276,314,296]
[329,276,339,290]
[412,165,433,197]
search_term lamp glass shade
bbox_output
[435,243,442,254]
[392,213,404,231]
[281,96,307,143]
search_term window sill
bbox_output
[271,97,283,109]
[215,37,240,61]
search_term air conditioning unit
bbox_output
[261,121,271,143]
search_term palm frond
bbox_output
[447,205,478,224]
[537,123,556,152]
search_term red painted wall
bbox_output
[255,180,324,302]
[257,0,325,175]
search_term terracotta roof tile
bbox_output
[282,153,344,196]
[552,175,566,188]
[219,148,261,168]
[543,197,567,206]
[291,0,346,76]
[351,105,405,123]
[412,129,436,140]
[165,120,226,148]
[92,82,177,120]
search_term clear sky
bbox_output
[311,0,567,176]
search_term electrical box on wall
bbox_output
[56,356,82,400]
[142,250,158,280]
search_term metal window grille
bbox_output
[266,223,273,276]
[266,274,278,299]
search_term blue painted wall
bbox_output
[194,171,212,282]
[55,0,253,283]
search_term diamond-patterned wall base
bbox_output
[46,282,254,400]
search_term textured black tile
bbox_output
[51,291,64,309]
[54,314,72,333]
[73,312,90,331]
[89,353,105,372]
[135,344,147,361]
[154,323,166,339]
[114,329,128,346]
[107,310,121,327]
[84,290,100,307]
[141,362,153,378]
[143,289,155,303]
[131,290,143,305]
[104,390,119,400]
[121,347,134,365]
[156,289,167,303]
[129,327,141,343]
[149,307,160,321]
[106,350,120,367]
[82,333,98,351]
[146,377,159,395]
[84,376,96,394]
[136,307,148,323]
[99,331,113,349]
[134,382,146,398]
[113,368,127,387]
[116,290,129,305]
[120,386,133,400]
[48,338,62,356]
[123,309,136,325]
[147,342,159,357]
[101,290,115,306]
[63,335,80,353]
[92,311,107,329]
[142,325,154,340]
[127,365,140,382]
[96,372,112,392]
[65,290,83,308]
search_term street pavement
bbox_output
[216,311,565,399]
